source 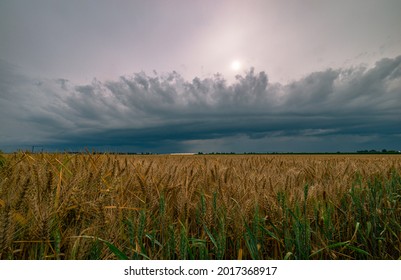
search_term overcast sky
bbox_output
[1,0,400,153]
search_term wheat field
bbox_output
[0,152,400,259]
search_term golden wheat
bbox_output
[0,152,400,259]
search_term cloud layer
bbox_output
[1,56,401,152]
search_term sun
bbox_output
[231,60,241,71]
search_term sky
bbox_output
[0,0,400,153]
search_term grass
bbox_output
[0,152,400,259]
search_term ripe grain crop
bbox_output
[0,152,400,259]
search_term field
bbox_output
[0,152,400,260]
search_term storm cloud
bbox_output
[1,56,401,153]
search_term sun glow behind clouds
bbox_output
[231,60,241,71]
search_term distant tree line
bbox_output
[5,148,400,155]
[356,149,401,154]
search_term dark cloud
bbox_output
[1,56,400,152]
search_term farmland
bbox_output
[0,152,400,259]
